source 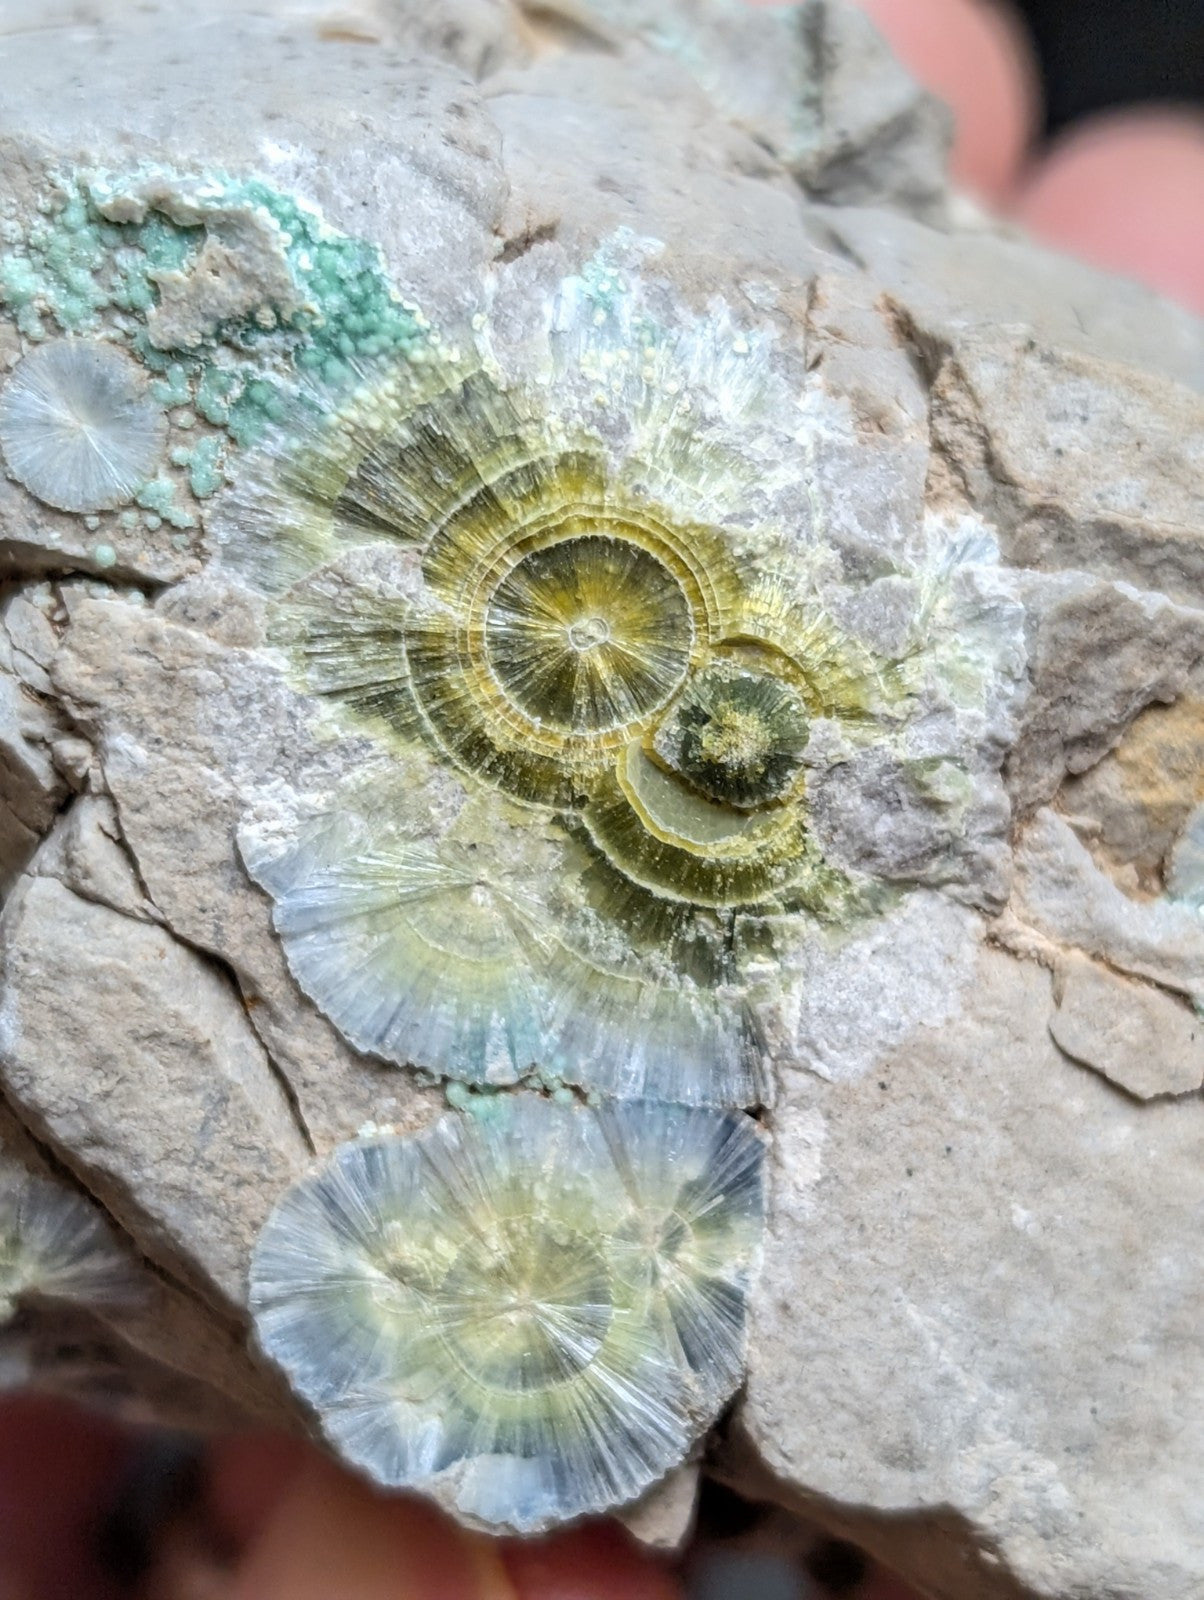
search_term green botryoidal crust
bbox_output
[0,171,426,392]
[0,167,431,536]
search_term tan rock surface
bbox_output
[1049,953,1204,1101]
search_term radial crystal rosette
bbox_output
[222,265,925,1106]
[248,1097,765,1531]
[219,247,1021,1105]
[0,338,166,513]
[0,1167,139,1325]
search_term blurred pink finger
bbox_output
[1013,108,1204,314]
[226,1454,516,1600]
[0,1395,137,1600]
[204,1428,310,1556]
[844,0,1042,201]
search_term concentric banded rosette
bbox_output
[222,291,894,1101]
[220,255,1014,1103]
[248,1097,765,1531]
[240,784,768,1106]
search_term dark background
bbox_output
[1013,0,1204,134]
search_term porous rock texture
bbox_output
[0,1,1200,1594]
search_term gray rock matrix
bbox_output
[0,2,1200,1596]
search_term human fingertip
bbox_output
[204,1428,311,1554]
[1012,108,1204,314]
[227,1454,516,1600]
[846,0,1042,203]
[0,1396,137,1599]
[860,1567,929,1600]
[501,1520,684,1600]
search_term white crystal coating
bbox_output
[249,1097,765,1531]
[0,338,166,513]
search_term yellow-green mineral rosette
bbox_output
[248,1097,765,1531]
[224,250,1019,1108]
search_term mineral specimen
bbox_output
[0,1,1198,1595]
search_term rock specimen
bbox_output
[0,0,1199,1594]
